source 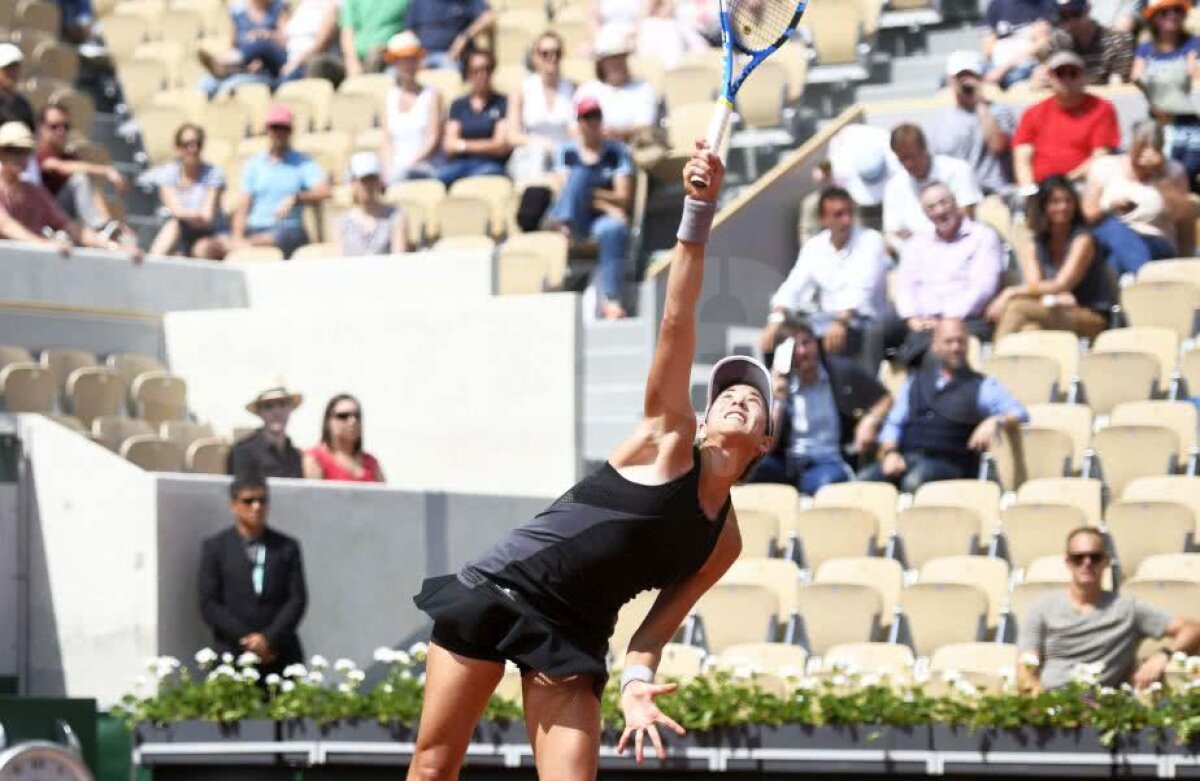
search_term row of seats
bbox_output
[48,414,229,474]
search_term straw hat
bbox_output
[384,31,426,62]
[246,377,303,414]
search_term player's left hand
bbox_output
[616,681,686,764]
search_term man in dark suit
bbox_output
[198,473,307,675]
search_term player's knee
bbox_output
[407,751,458,781]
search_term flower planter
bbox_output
[737,724,931,773]
[134,719,278,766]
[934,725,1122,778]
[595,725,718,771]
[472,718,527,746]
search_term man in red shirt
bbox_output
[1012,50,1120,186]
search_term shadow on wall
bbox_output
[24,474,65,697]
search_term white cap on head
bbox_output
[945,50,986,77]
[705,356,774,437]
[347,150,382,182]
[829,124,894,207]
[0,43,24,70]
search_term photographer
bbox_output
[930,51,1016,197]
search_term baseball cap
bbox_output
[264,103,294,129]
[829,124,894,207]
[0,121,35,150]
[705,356,774,437]
[0,44,24,70]
[347,151,381,181]
[575,96,602,118]
[945,50,986,77]
[1046,49,1086,70]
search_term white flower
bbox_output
[795,677,819,690]
[334,658,357,673]
[1172,651,1187,664]
[912,669,931,684]
[236,652,260,668]
[347,669,366,683]
[265,673,282,686]
[1046,706,1060,717]
[1070,662,1103,687]
[779,665,802,679]
[373,647,396,664]
[504,659,520,674]
[240,668,260,683]
[194,648,218,667]
[408,642,429,660]
[859,673,881,688]
[831,674,849,687]
[1185,656,1200,673]
[997,666,1016,682]
[1121,682,1135,693]
[1099,686,1116,696]
[281,680,296,693]
[338,682,353,693]
[381,683,395,694]
[955,678,980,697]
[134,675,151,694]
[148,656,180,679]
[282,664,307,679]
[732,664,754,680]
[306,670,325,685]
[209,664,237,679]
[1019,652,1040,668]
[941,669,964,684]
[393,651,411,666]
[418,672,427,685]
[1147,681,1163,693]
[310,655,329,669]
[221,652,234,664]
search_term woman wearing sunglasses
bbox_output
[148,123,230,260]
[1132,0,1200,191]
[302,394,385,483]
[506,31,576,184]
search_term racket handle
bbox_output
[689,99,733,188]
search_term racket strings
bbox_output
[727,0,798,52]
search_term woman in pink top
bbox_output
[302,394,385,483]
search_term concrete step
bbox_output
[854,81,938,103]
[926,25,984,55]
[889,53,948,86]
[584,383,644,418]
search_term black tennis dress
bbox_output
[413,447,731,698]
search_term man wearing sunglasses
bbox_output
[1046,0,1133,85]
[227,379,305,479]
[1017,527,1200,693]
[198,473,308,677]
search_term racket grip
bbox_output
[689,99,733,188]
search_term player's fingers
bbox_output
[648,724,666,759]
[616,727,630,754]
[635,728,645,764]
[650,682,678,695]
[694,138,710,152]
[657,712,686,735]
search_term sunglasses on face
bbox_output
[259,399,290,411]
[332,410,360,421]
[178,138,202,149]
[1053,66,1083,79]
[238,496,269,507]
[537,48,562,59]
[1158,7,1186,16]
[46,122,71,132]
[1067,551,1107,565]
[0,146,30,158]
[267,124,292,133]
[579,111,602,122]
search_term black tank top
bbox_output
[459,447,731,653]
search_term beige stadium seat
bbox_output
[40,348,97,394]
[1110,400,1197,455]
[976,195,1014,244]
[91,415,155,452]
[610,589,660,657]
[290,242,340,261]
[930,642,1019,680]
[0,363,55,413]
[1001,502,1089,571]
[117,60,167,112]
[328,92,379,137]
[496,249,552,294]
[493,666,523,703]
[662,63,719,115]
[47,414,86,434]
[1006,581,1064,638]
[159,7,203,46]
[919,555,1010,629]
[434,235,496,253]
[1106,501,1194,577]
[823,642,914,675]
[736,509,782,558]
[276,77,335,130]
[0,345,34,370]
[120,435,185,472]
[1139,258,1200,286]
[1120,279,1199,342]
[722,557,803,614]
[230,81,272,131]
[1123,476,1200,535]
[32,40,78,83]
[802,0,864,65]
[1122,578,1200,619]
[894,506,981,570]
[492,10,543,68]
[1016,477,1103,526]
[435,194,491,239]
[735,60,787,129]
[1027,403,1093,472]
[1180,348,1200,397]
[199,99,251,145]
[131,371,187,425]
[504,231,567,285]
[731,483,801,526]
[339,73,393,104]
[272,93,316,134]
[715,642,809,678]
[813,481,898,541]
[655,643,707,682]
[690,583,780,653]
[450,176,514,238]
[105,352,165,391]
[160,420,215,449]
[913,480,1001,538]
[628,55,667,94]
[100,13,147,60]
[992,426,1075,490]
[783,507,877,571]
[814,557,904,627]
[1089,425,1178,498]
[18,0,60,35]
[995,330,1079,393]
[416,68,464,103]
[226,246,285,263]
[130,41,185,90]
[65,367,124,426]
[983,354,1060,406]
[388,180,446,236]
[770,40,809,102]
[1024,554,1114,588]
[1134,553,1200,583]
[793,583,882,655]
[1076,352,1160,414]
[186,437,231,475]
[899,583,989,657]
[1093,327,1179,390]
[552,5,588,52]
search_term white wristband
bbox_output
[620,664,655,692]
[676,197,716,244]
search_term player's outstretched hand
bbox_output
[616,681,686,764]
[683,140,724,203]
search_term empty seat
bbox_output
[792,583,882,655]
[1110,400,1197,455]
[0,363,55,413]
[735,59,788,129]
[823,642,914,675]
[929,642,1018,680]
[1120,279,1199,342]
[433,235,496,253]
[290,242,340,260]
[1105,500,1194,577]
[186,438,231,475]
[1121,578,1200,619]
[1001,502,1089,571]
[662,62,718,115]
[722,557,803,614]
[275,78,334,130]
[449,176,513,238]
[161,420,215,449]
[0,345,33,371]
[992,426,1075,490]
[47,414,86,434]
[1076,352,1160,414]
[655,643,707,682]
[119,435,185,472]
[814,556,904,627]
[894,505,981,570]
[496,249,552,294]
[919,555,1010,629]
[736,509,782,558]
[1092,326,1179,393]
[435,194,491,239]
[913,479,1001,538]
[1134,553,1200,583]
[91,415,155,451]
[225,246,284,263]
[1139,258,1200,286]
[983,354,1060,405]
[1123,476,1200,535]
[66,367,125,427]
[731,483,801,525]
[610,589,660,657]
[106,352,165,391]
[690,583,780,653]
[898,583,990,657]
[1027,402,1094,472]
[715,642,809,678]
[1007,581,1064,632]
[1016,477,1103,526]
[131,371,187,425]
[1177,347,1200,398]
[813,481,898,540]
[783,507,877,571]
[504,231,569,279]
[995,330,1079,393]
[1089,425,1178,498]
[41,348,98,394]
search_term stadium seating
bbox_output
[792,583,882,655]
[1000,502,1089,571]
[994,330,1079,394]
[784,507,877,571]
[1015,477,1103,526]
[1105,501,1194,579]
[823,642,914,675]
[896,583,989,657]
[813,482,898,542]
[722,558,804,614]
[919,555,1009,629]
[1087,425,1179,498]
[690,583,780,653]
[813,557,904,628]
[715,642,809,678]
[893,505,981,570]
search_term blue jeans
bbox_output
[436,157,506,187]
[548,166,630,301]
[199,70,272,99]
[857,450,972,493]
[238,38,288,78]
[1169,117,1200,195]
[423,50,460,70]
[750,451,852,496]
[1091,216,1176,275]
[248,223,308,258]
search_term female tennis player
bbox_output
[409,143,773,781]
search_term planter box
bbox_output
[935,726,1120,778]
[134,720,278,766]
[595,725,718,772]
[281,718,415,743]
[739,724,931,773]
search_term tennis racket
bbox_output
[690,0,810,187]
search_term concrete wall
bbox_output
[0,479,17,680]
[164,294,584,497]
[0,304,164,363]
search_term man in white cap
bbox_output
[227,379,304,479]
[929,51,1016,195]
[824,124,897,235]
[0,44,34,133]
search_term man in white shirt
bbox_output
[883,123,983,254]
[761,186,890,365]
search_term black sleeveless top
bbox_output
[459,447,731,653]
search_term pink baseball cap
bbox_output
[575,97,602,119]
[264,104,294,129]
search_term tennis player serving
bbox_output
[409,142,773,780]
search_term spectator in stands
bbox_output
[36,103,133,242]
[302,394,385,482]
[1132,0,1200,192]
[860,317,1028,492]
[438,48,510,186]
[406,0,496,71]
[988,175,1113,339]
[874,183,1004,368]
[1017,527,1200,693]
[547,97,634,319]
[826,123,898,234]
[507,31,577,184]
[1081,119,1193,270]
[0,122,141,259]
[1046,0,1134,85]
[930,51,1015,195]
[228,378,305,478]
[1013,51,1120,186]
[231,105,331,258]
[198,473,307,677]
[762,186,889,363]
[883,124,982,253]
[752,321,893,495]
[336,151,408,255]
[981,0,1055,87]
[148,123,230,261]
[58,0,98,45]
[281,0,344,84]
[380,32,443,184]
[675,0,722,45]
[340,0,407,76]
[0,45,33,133]
[576,26,659,146]
[636,0,708,68]
[199,0,292,86]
